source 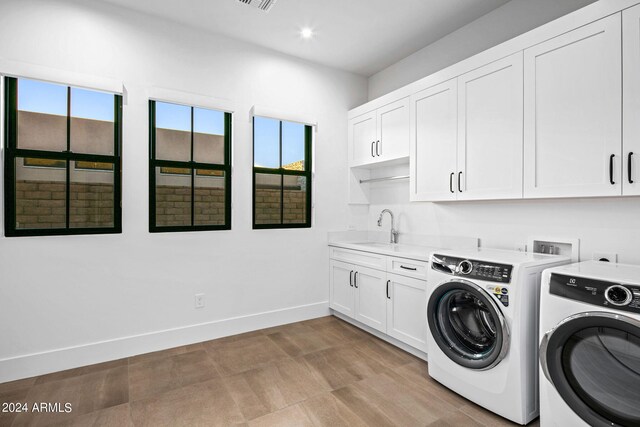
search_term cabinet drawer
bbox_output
[387,257,428,279]
[329,247,387,271]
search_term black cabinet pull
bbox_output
[371,141,375,157]
[376,140,380,156]
[354,272,358,288]
[458,171,463,192]
[400,265,417,271]
[629,152,634,184]
[386,280,390,299]
[349,270,354,287]
[449,172,454,193]
[610,154,615,185]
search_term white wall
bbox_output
[358,173,640,265]
[0,0,367,382]
[368,0,596,99]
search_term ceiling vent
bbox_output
[237,0,279,13]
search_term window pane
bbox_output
[282,121,305,171]
[254,117,280,168]
[70,87,115,155]
[255,173,281,225]
[283,175,307,224]
[17,79,67,151]
[69,160,114,228]
[15,156,66,229]
[155,102,191,162]
[193,108,225,164]
[155,166,191,227]
[194,170,226,226]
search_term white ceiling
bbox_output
[98,0,510,76]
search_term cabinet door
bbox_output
[348,111,377,167]
[376,97,409,161]
[410,79,458,201]
[354,266,387,333]
[329,260,355,317]
[623,5,640,195]
[386,274,428,352]
[524,15,622,198]
[458,53,523,200]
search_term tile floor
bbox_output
[0,316,536,426]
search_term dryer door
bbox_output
[428,279,509,370]
[540,312,640,427]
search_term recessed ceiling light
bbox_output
[301,28,313,39]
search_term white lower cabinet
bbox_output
[329,247,428,353]
[386,273,428,353]
[329,260,355,317]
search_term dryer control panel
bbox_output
[550,273,640,314]
[431,254,513,284]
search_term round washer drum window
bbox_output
[542,313,640,427]
[428,280,509,370]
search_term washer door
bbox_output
[540,312,640,427]
[428,279,509,370]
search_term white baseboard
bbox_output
[0,301,330,383]
[332,311,428,362]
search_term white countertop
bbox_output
[329,241,442,262]
[327,230,479,262]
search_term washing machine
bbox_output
[539,261,640,427]
[427,248,569,425]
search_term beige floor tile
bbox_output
[128,350,219,402]
[459,403,520,427]
[11,366,128,427]
[35,359,127,386]
[301,344,386,390]
[352,336,418,368]
[205,334,290,377]
[426,410,485,427]
[128,343,204,366]
[300,392,368,427]
[48,403,134,427]
[129,378,245,427]
[223,357,331,421]
[248,404,314,427]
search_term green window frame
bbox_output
[3,76,122,237]
[252,117,312,229]
[149,100,232,232]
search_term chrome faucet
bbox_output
[377,209,399,244]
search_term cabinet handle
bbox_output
[400,265,417,271]
[354,272,358,288]
[349,270,354,287]
[371,141,375,157]
[376,140,380,156]
[629,152,634,184]
[610,154,615,185]
[458,171,463,192]
[449,172,454,193]
[386,280,390,299]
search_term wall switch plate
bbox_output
[195,293,205,309]
[593,252,617,263]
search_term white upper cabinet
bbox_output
[457,52,523,200]
[349,98,409,167]
[349,110,377,167]
[623,4,640,195]
[524,15,622,198]
[410,79,458,201]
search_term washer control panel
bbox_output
[431,254,513,284]
[550,273,640,314]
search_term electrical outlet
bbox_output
[195,293,205,309]
[593,252,617,263]
[514,244,527,253]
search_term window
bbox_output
[149,100,231,232]
[253,117,312,228]
[3,77,122,236]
